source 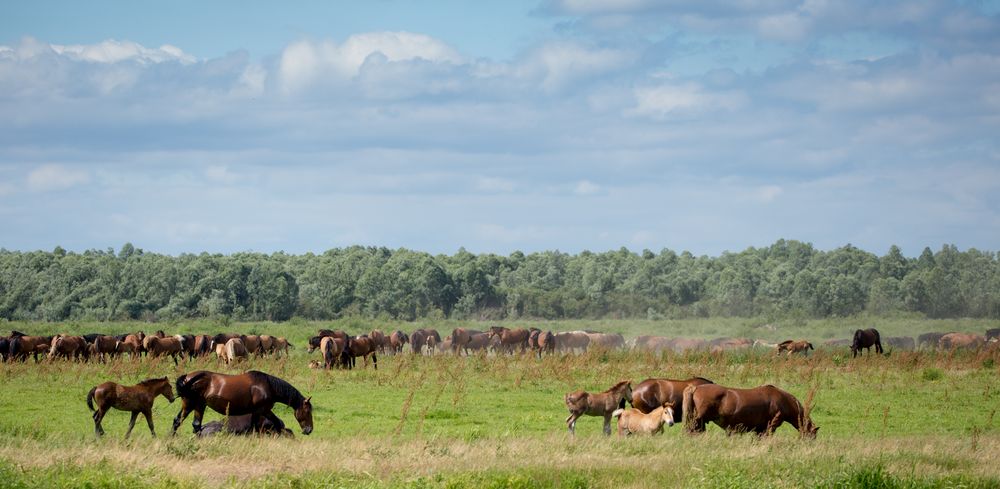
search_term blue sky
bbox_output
[1,1,999,257]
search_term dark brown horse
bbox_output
[488,326,530,354]
[172,370,313,436]
[630,377,714,422]
[565,380,633,435]
[345,336,379,369]
[410,329,441,354]
[450,327,483,355]
[390,330,409,354]
[683,383,818,438]
[195,414,293,438]
[986,328,1000,342]
[87,377,175,438]
[851,328,883,357]
[9,334,53,362]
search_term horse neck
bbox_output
[266,377,304,409]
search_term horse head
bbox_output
[294,396,314,435]
[660,402,676,427]
[157,377,177,403]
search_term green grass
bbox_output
[1,318,999,487]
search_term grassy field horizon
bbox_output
[1,318,999,487]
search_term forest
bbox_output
[0,240,997,322]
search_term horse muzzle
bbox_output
[302,426,313,435]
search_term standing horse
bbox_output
[488,326,530,354]
[450,328,483,355]
[851,328,883,357]
[87,377,175,438]
[776,340,814,356]
[410,329,441,355]
[630,377,714,421]
[225,338,248,363]
[320,336,346,369]
[9,335,53,362]
[390,330,409,354]
[564,380,633,435]
[172,370,313,436]
[939,333,985,350]
[683,383,818,438]
[143,335,185,365]
[345,336,378,369]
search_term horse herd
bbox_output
[565,376,818,439]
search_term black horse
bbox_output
[851,328,883,357]
[171,370,313,436]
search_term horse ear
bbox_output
[305,396,311,403]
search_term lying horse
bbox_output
[612,403,675,436]
[195,414,293,438]
[172,370,313,436]
[776,340,814,356]
[683,383,818,438]
[87,377,175,438]
[851,328,883,357]
[630,377,714,422]
[564,380,633,435]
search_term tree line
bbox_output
[0,240,997,322]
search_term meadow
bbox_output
[1,317,998,488]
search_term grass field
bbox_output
[1,318,999,488]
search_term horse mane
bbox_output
[605,380,631,393]
[248,370,305,409]
[690,377,714,384]
[777,340,794,347]
[137,377,167,387]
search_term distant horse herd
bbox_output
[1,324,997,439]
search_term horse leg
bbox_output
[172,399,194,435]
[372,352,377,370]
[566,413,578,434]
[603,414,612,436]
[93,408,107,437]
[192,407,205,433]
[143,409,156,437]
[124,411,139,439]
[261,410,286,434]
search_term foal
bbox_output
[564,380,632,435]
[86,377,175,438]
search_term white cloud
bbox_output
[522,41,635,92]
[26,165,90,191]
[629,81,746,117]
[49,39,196,64]
[574,180,600,195]
[278,32,463,94]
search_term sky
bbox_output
[1,1,999,257]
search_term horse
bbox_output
[390,330,409,354]
[939,333,985,350]
[48,335,88,361]
[242,335,262,355]
[586,332,625,350]
[488,326,530,354]
[369,330,388,354]
[120,333,144,358]
[9,335,53,362]
[709,337,753,353]
[320,336,346,369]
[776,340,814,356]
[215,343,228,362]
[632,336,674,353]
[0,337,7,362]
[410,329,441,355]
[225,338,248,363]
[258,335,275,355]
[534,330,555,357]
[89,335,120,362]
[192,335,214,357]
[630,377,714,421]
[144,335,185,365]
[450,327,483,355]
[918,332,949,349]
[851,328,883,357]
[195,414,293,438]
[612,403,675,436]
[87,377,175,438]
[273,337,292,357]
[671,338,708,352]
[172,370,313,436]
[986,329,1000,342]
[683,383,818,438]
[564,380,633,435]
[345,336,378,369]
[883,336,915,351]
[211,333,242,349]
[555,331,590,353]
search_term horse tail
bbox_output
[86,386,97,411]
[612,408,624,419]
[9,336,20,358]
[682,384,697,431]
[873,329,883,354]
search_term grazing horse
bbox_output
[939,333,985,350]
[225,338,248,363]
[320,336,346,369]
[172,370,313,436]
[671,338,709,352]
[120,333,144,359]
[851,329,883,357]
[488,326,530,354]
[192,335,214,357]
[612,403,676,436]
[0,337,7,362]
[884,336,915,351]
[258,335,275,355]
[211,333,242,349]
[632,336,674,353]
[49,335,88,361]
[683,384,818,438]
[555,331,590,353]
[776,340,814,356]
[89,335,120,362]
[450,328,483,355]
[345,336,378,369]
[215,343,228,362]
[630,377,714,421]
[273,337,292,357]
[410,329,441,355]
[369,330,388,354]
[390,330,409,354]
[242,335,263,355]
[87,377,175,438]
[586,332,626,350]
[533,330,555,357]
[10,335,53,362]
[144,335,185,365]
[564,380,633,435]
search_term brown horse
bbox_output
[612,403,676,436]
[410,329,441,355]
[273,337,292,357]
[89,335,120,362]
[564,380,633,435]
[320,336,346,369]
[119,333,144,358]
[488,326,530,354]
[87,377,175,438]
[710,337,753,353]
[450,327,483,355]
[683,384,818,438]
[939,333,985,350]
[195,414,293,438]
[630,377,714,421]
[224,338,248,363]
[632,335,674,353]
[369,330,388,354]
[345,336,378,369]
[390,330,409,354]
[776,340,814,355]
[143,335,185,364]
[192,335,214,357]
[533,330,555,357]
[10,335,54,362]
[242,335,262,355]
[586,332,625,350]
[49,335,88,361]
[172,370,313,436]
[851,328,883,357]
[671,338,709,352]
[555,331,590,353]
